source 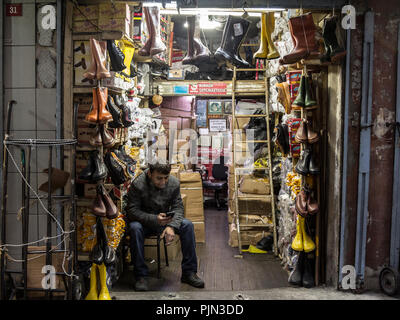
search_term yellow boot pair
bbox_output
[85,263,112,300]
[254,12,280,60]
[291,214,315,253]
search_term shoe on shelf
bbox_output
[135,277,149,291]
[181,273,205,288]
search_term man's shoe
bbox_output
[135,277,149,291]
[181,273,205,288]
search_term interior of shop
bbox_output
[0,0,347,300]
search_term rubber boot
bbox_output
[291,214,304,252]
[253,13,269,59]
[295,120,308,143]
[91,150,108,181]
[85,264,99,300]
[97,87,113,124]
[191,15,211,64]
[300,216,315,253]
[322,16,346,63]
[85,88,99,123]
[304,76,317,107]
[182,16,196,65]
[302,254,315,288]
[138,7,153,56]
[78,152,95,181]
[100,124,115,149]
[98,263,112,300]
[265,12,280,59]
[214,16,251,68]
[280,13,320,65]
[288,252,303,286]
[89,126,103,147]
[92,40,111,79]
[100,185,118,219]
[292,75,306,108]
[83,39,97,80]
[309,153,320,176]
[149,6,166,56]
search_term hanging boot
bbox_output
[85,88,99,123]
[309,152,320,175]
[92,185,107,217]
[302,254,315,288]
[100,124,115,149]
[295,120,308,143]
[275,82,291,114]
[83,39,97,80]
[89,126,103,147]
[265,12,280,59]
[280,13,320,65]
[149,6,166,56]
[307,192,319,215]
[182,16,196,65]
[98,263,112,300]
[106,96,123,128]
[85,264,99,300]
[322,16,346,64]
[295,148,311,176]
[292,75,306,108]
[138,7,153,56]
[92,39,111,79]
[253,13,269,60]
[304,76,317,108]
[192,15,211,65]
[292,214,304,252]
[97,87,113,124]
[295,189,309,217]
[300,215,315,253]
[307,121,319,144]
[91,150,108,181]
[288,252,304,286]
[120,104,134,127]
[100,184,118,219]
[214,16,251,68]
[78,152,95,181]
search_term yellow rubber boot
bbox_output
[266,12,280,60]
[291,214,304,252]
[253,13,269,59]
[85,264,99,300]
[98,263,112,300]
[301,216,316,253]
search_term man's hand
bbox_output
[157,213,172,226]
[161,226,175,245]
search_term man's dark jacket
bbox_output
[124,169,184,231]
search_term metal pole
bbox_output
[46,146,53,300]
[338,27,352,286]
[23,146,32,300]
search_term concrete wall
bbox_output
[2,0,58,271]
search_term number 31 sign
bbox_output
[6,4,23,16]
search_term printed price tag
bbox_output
[233,23,243,36]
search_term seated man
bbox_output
[124,161,204,291]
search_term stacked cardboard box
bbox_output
[228,223,271,248]
[98,3,131,35]
[72,5,99,33]
[179,171,205,243]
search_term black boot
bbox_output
[302,254,315,288]
[120,104,134,128]
[106,96,123,128]
[288,252,303,286]
[78,152,95,181]
[309,151,320,175]
[214,16,251,68]
[295,148,311,176]
[321,16,346,63]
[92,150,108,181]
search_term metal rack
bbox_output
[231,67,278,257]
[1,101,78,300]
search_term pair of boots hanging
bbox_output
[292,213,315,253]
[139,6,166,57]
[85,263,112,300]
[292,74,318,110]
[92,184,118,219]
[84,38,111,81]
[254,12,280,61]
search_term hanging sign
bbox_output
[6,4,23,16]
[189,83,227,95]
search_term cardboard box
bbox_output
[239,176,270,195]
[27,246,66,298]
[73,5,99,21]
[237,195,272,216]
[98,18,130,35]
[170,167,181,179]
[72,19,99,33]
[193,221,205,243]
[181,194,187,213]
[179,171,202,187]
[228,223,271,248]
[144,236,180,261]
[99,3,131,21]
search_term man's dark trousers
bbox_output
[129,219,198,277]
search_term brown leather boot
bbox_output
[100,185,118,219]
[83,39,97,79]
[100,124,115,149]
[138,7,153,56]
[295,120,308,143]
[307,121,319,144]
[92,186,107,217]
[97,87,112,124]
[295,189,309,217]
[85,88,99,123]
[149,6,166,56]
[280,13,320,65]
[93,40,111,79]
[89,126,103,146]
[307,193,319,215]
